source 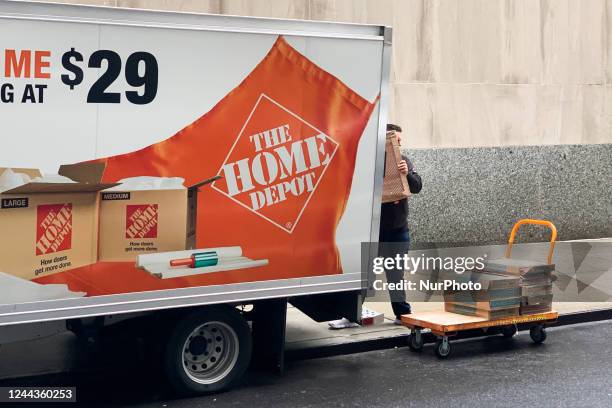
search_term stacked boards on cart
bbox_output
[484,258,554,315]
[443,272,521,319]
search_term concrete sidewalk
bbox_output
[0,239,610,380]
[287,238,612,352]
[285,301,612,352]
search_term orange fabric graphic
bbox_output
[35,36,377,295]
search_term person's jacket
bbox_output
[380,154,422,232]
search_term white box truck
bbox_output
[0,0,390,394]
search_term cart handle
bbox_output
[505,219,557,264]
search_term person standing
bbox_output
[328,123,422,329]
[380,123,422,323]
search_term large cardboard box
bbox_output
[0,164,116,280]
[98,176,219,262]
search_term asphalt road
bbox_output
[2,320,611,408]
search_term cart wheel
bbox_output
[434,338,451,359]
[530,325,547,344]
[409,329,423,352]
[501,324,517,338]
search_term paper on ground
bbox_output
[328,317,360,330]
[361,306,385,326]
[0,272,86,305]
[138,247,268,279]
[104,176,186,191]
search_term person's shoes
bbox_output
[393,302,411,316]
[393,318,403,325]
[403,303,412,315]
[391,302,411,317]
[328,317,360,330]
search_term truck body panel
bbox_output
[0,0,390,326]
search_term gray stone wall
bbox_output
[404,143,612,246]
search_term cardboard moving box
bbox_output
[0,163,116,280]
[98,176,220,262]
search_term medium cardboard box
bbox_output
[0,163,116,280]
[98,176,219,262]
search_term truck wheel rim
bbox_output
[182,321,239,384]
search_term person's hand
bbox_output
[398,160,408,175]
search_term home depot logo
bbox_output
[36,203,72,255]
[126,204,158,239]
[212,94,338,233]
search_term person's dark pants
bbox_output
[379,227,412,319]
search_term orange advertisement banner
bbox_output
[35,36,377,296]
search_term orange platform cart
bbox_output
[401,219,559,358]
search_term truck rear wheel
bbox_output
[164,306,252,395]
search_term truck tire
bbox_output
[164,306,252,395]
